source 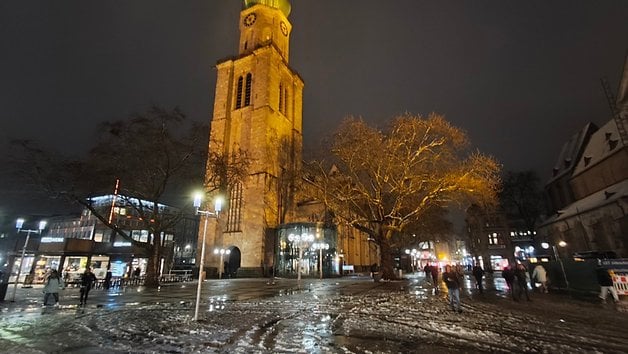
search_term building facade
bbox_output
[199,0,304,277]
[538,56,628,259]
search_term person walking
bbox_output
[513,263,531,301]
[472,265,485,294]
[502,266,515,299]
[104,267,113,290]
[532,264,548,293]
[370,263,380,282]
[431,265,440,290]
[443,265,462,313]
[79,267,97,306]
[596,266,619,304]
[42,269,65,307]
[423,264,432,284]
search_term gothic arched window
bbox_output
[244,73,252,106]
[235,76,243,109]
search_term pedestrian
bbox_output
[79,267,97,306]
[370,263,380,282]
[532,264,548,293]
[104,266,113,290]
[423,264,432,284]
[596,266,619,304]
[472,265,485,294]
[431,264,440,290]
[42,269,65,307]
[443,265,462,313]
[513,263,531,301]
[133,267,141,278]
[502,266,515,297]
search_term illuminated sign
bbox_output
[113,241,132,247]
[40,237,65,243]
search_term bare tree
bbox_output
[500,170,544,231]
[305,114,500,279]
[11,106,249,287]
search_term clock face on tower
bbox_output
[280,21,288,36]
[244,13,257,27]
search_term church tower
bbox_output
[200,0,304,277]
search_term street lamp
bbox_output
[312,242,329,279]
[11,218,46,302]
[192,193,223,321]
[288,232,314,281]
[214,248,231,279]
[551,241,569,290]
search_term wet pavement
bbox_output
[1,273,628,353]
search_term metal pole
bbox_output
[219,252,223,280]
[10,230,32,302]
[297,246,302,282]
[553,245,569,290]
[194,215,209,321]
[319,247,323,280]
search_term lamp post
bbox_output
[214,248,231,279]
[288,232,314,281]
[193,193,222,322]
[312,242,329,279]
[545,240,569,290]
[11,218,46,302]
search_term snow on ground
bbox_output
[1,277,628,353]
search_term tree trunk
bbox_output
[144,244,161,288]
[379,233,397,280]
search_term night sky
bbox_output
[1,0,627,215]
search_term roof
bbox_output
[540,178,628,226]
[572,118,626,177]
[546,122,597,184]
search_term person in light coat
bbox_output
[532,264,548,293]
[42,269,65,307]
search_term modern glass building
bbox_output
[274,222,339,278]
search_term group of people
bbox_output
[42,267,98,307]
[424,262,551,313]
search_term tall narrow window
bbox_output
[235,76,243,109]
[284,87,289,116]
[279,83,283,113]
[244,73,252,106]
[226,182,243,232]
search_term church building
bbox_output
[198,0,377,278]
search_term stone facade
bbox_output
[198,2,303,277]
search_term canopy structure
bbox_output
[243,0,291,17]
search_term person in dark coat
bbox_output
[513,263,531,301]
[472,265,485,294]
[370,263,380,282]
[503,266,515,298]
[596,266,619,304]
[431,265,439,290]
[79,267,97,306]
[104,267,113,290]
[443,265,462,313]
[423,264,432,284]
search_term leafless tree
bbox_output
[305,113,501,279]
[11,106,249,287]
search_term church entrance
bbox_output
[225,247,241,278]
